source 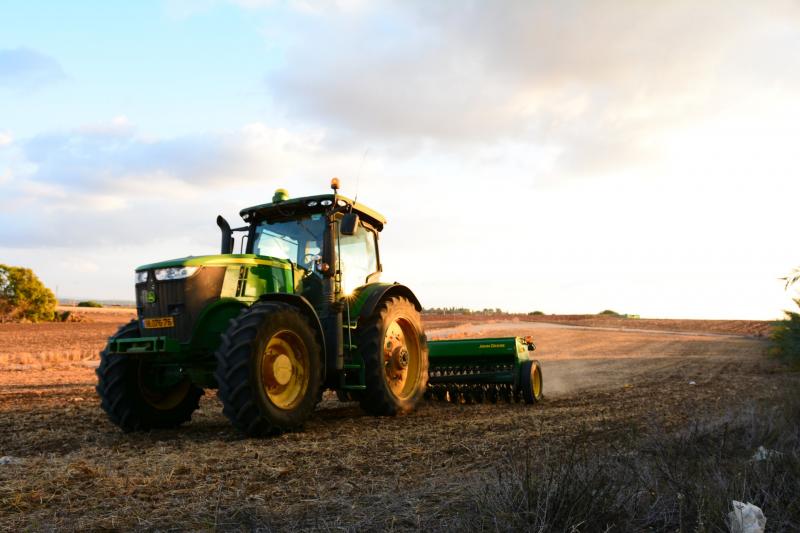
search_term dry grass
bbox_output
[0,307,135,365]
[459,391,800,531]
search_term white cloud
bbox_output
[263,0,800,180]
[14,119,329,195]
[0,47,65,91]
[0,118,370,250]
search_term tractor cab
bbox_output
[219,180,386,303]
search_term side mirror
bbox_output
[340,212,359,236]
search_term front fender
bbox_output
[349,283,422,324]
[190,297,247,354]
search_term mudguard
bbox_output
[349,283,422,324]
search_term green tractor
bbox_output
[97,179,544,436]
[97,179,428,436]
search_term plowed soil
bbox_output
[0,310,795,531]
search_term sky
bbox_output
[1,0,799,319]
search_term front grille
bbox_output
[137,278,190,341]
[135,267,226,342]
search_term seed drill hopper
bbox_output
[97,179,543,438]
[427,336,542,404]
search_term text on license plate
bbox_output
[143,317,175,328]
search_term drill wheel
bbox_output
[520,360,544,404]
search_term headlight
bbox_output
[135,271,148,284]
[154,266,199,281]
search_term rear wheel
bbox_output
[215,302,322,436]
[520,360,544,404]
[357,296,429,416]
[96,320,203,432]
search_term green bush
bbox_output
[0,264,57,322]
[598,309,620,316]
[528,311,545,316]
[770,298,800,368]
[77,300,103,308]
[771,268,800,368]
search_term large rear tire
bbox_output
[215,302,322,436]
[357,296,429,416]
[96,320,203,432]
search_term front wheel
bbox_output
[215,302,322,436]
[96,320,203,432]
[357,296,429,416]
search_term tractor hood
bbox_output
[136,254,292,272]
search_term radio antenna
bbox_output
[353,147,369,205]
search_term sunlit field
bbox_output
[2,308,797,530]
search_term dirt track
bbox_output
[0,313,795,531]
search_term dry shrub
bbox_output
[459,392,800,532]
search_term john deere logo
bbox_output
[146,290,156,304]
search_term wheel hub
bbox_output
[382,318,422,399]
[272,354,293,385]
[394,348,409,369]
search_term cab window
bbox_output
[339,222,378,294]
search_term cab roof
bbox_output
[239,193,387,231]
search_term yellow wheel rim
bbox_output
[260,330,310,410]
[532,364,542,399]
[383,318,421,400]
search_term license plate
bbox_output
[143,317,175,329]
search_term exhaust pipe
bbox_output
[216,215,234,254]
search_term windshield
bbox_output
[252,216,325,269]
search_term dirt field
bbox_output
[424,313,775,337]
[0,310,795,530]
[0,307,136,366]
